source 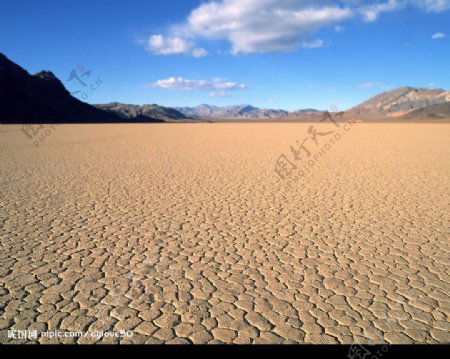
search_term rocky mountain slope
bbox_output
[96,103,188,121]
[352,87,450,115]
[402,102,450,120]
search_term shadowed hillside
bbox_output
[0,53,164,124]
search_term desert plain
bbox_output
[0,122,449,344]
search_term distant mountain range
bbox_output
[173,104,290,119]
[0,52,449,123]
[95,103,320,120]
[172,105,321,119]
[96,102,188,122]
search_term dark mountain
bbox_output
[351,87,450,115]
[95,102,189,121]
[0,52,163,123]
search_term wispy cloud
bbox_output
[431,32,446,39]
[146,34,208,57]
[411,0,450,12]
[360,0,401,22]
[357,82,379,88]
[426,81,440,88]
[149,77,248,97]
[359,0,450,19]
[302,39,325,49]
[210,90,232,98]
[357,82,390,90]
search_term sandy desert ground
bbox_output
[0,122,449,344]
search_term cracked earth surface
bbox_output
[0,123,449,344]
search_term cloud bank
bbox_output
[144,0,450,56]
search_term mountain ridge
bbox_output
[402,102,450,120]
[351,86,450,115]
[173,104,290,119]
[0,52,449,122]
[95,102,188,122]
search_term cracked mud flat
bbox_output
[0,123,449,344]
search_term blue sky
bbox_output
[0,0,449,111]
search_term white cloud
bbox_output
[302,39,325,48]
[184,0,353,54]
[144,0,450,55]
[147,34,208,57]
[352,0,450,17]
[360,0,401,22]
[431,32,446,39]
[210,78,248,90]
[411,0,450,12]
[149,76,248,97]
[192,48,209,57]
[151,77,209,91]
